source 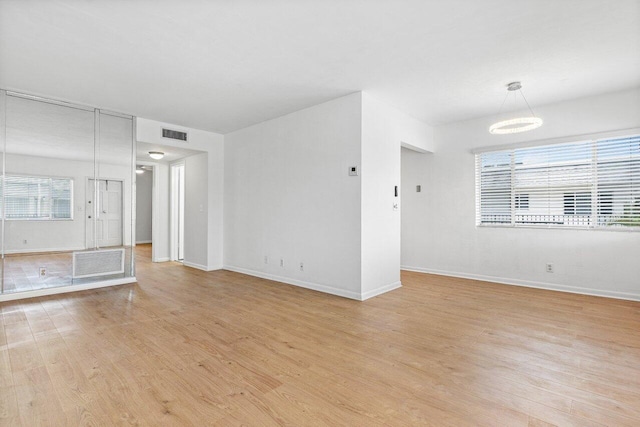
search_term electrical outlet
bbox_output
[299,262,304,272]
[546,263,554,273]
[23,239,27,244]
[39,267,46,277]
[264,256,268,264]
[280,258,284,268]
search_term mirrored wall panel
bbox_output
[0,91,136,295]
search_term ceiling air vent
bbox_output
[162,128,188,142]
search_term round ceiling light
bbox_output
[136,168,144,174]
[489,117,543,134]
[148,151,165,160]
[489,82,543,135]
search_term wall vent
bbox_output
[162,128,188,141]
[73,248,125,279]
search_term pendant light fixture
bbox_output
[489,82,542,134]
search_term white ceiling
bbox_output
[1,0,638,134]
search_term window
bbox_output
[0,175,73,220]
[563,192,591,216]
[598,190,613,216]
[476,134,640,229]
[515,194,529,210]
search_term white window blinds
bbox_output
[0,176,73,220]
[476,134,640,229]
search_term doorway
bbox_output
[86,179,124,248]
[135,165,153,246]
[170,162,185,261]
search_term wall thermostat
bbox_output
[348,166,359,176]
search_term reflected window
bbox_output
[1,175,73,220]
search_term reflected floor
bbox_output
[3,252,72,293]
[2,248,134,294]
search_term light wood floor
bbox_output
[1,244,639,426]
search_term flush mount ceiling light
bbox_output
[136,168,144,174]
[148,151,165,160]
[489,82,543,135]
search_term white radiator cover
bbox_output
[73,248,125,279]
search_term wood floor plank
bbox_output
[13,366,65,425]
[0,385,19,420]
[0,350,13,389]
[0,244,639,426]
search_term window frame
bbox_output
[475,132,640,232]
[1,174,74,221]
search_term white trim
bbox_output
[471,127,640,154]
[182,261,221,271]
[401,141,432,154]
[6,90,95,112]
[136,240,152,244]
[0,277,136,302]
[223,265,362,300]
[170,161,185,262]
[476,223,640,233]
[471,128,640,154]
[155,257,170,263]
[1,90,6,280]
[100,109,133,120]
[2,88,136,117]
[361,281,402,300]
[4,246,85,255]
[400,266,640,302]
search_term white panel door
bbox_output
[87,179,123,248]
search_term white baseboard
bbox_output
[361,281,402,300]
[0,277,137,302]
[183,261,208,271]
[136,240,152,244]
[183,261,221,272]
[400,265,640,302]
[4,246,85,255]
[154,257,170,263]
[223,265,363,300]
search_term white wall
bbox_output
[224,93,363,298]
[360,93,433,298]
[135,168,152,243]
[401,88,640,300]
[137,161,170,262]
[136,118,224,270]
[224,92,434,300]
[183,153,209,269]
[4,153,132,253]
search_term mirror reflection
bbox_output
[1,93,135,294]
